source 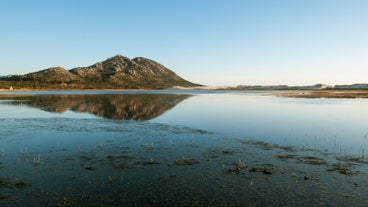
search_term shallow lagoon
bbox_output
[0,90,367,206]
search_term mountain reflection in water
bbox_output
[0,94,191,120]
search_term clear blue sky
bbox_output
[1,0,367,86]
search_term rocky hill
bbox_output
[0,55,199,89]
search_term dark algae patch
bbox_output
[172,158,200,166]
[298,156,329,165]
[276,154,297,160]
[84,166,97,171]
[0,177,8,186]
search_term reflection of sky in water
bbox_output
[153,94,368,155]
[1,92,368,155]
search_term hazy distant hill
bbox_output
[333,84,368,90]
[0,55,199,89]
[231,84,368,90]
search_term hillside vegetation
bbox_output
[0,55,199,90]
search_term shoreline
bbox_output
[275,90,368,98]
[2,88,368,98]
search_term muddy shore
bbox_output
[275,90,368,98]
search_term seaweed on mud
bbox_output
[249,164,274,175]
[172,158,199,166]
[242,139,296,152]
[273,144,297,152]
[14,180,28,190]
[244,140,274,150]
[134,159,160,166]
[140,143,155,151]
[112,162,131,170]
[335,155,368,164]
[0,177,8,187]
[225,158,247,174]
[250,167,273,175]
[222,150,235,155]
[327,163,356,176]
[276,154,297,160]
[209,149,235,159]
[172,126,212,135]
[106,154,131,160]
[80,154,95,161]
[84,166,97,171]
[1,178,29,191]
[298,156,329,165]
[64,157,74,161]
[191,129,212,135]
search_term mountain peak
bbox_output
[0,55,199,89]
[105,54,131,62]
[1,55,200,89]
[42,67,68,73]
[69,55,198,89]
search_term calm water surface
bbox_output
[0,90,367,206]
[154,93,368,155]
